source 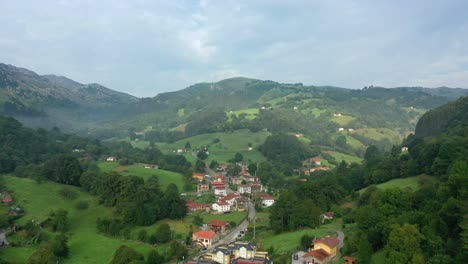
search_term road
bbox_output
[0,229,9,246]
[211,201,256,248]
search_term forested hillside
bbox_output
[264,96,468,263]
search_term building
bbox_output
[333,113,342,117]
[238,185,251,194]
[205,242,271,264]
[344,256,357,264]
[144,164,159,169]
[302,235,340,264]
[212,202,231,213]
[193,230,217,248]
[321,212,335,221]
[186,200,211,213]
[193,173,205,181]
[338,127,345,131]
[401,146,409,152]
[250,184,262,193]
[197,183,210,193]
[2,193,12,204]
[106,156,117,162]
[208,220,230,234]
[261,196,275,207]
[310,166,330,173]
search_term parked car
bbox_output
[293,254,298,260]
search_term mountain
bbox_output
[0,63,137,129]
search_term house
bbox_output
[250,184,262,193]
[214,187,227,196]
[321,212,335,220]
[106,156,117,162]
[310,166,330,173]
[214,175,227,183]
[229,242,257,259]
[176,148,186,154]
[401,146,409,152]
[8,207,24,216]
[232,177,244,185]
[208,220,230,234]
[303,235,340,264]
[216,164,229,172]
[144,164,159,169]
[211,246,232,264]
[231,259,272,264]
[243,175,259,183]
[248,147,253,151]
[197,183,210,193]
[338,127,345,131]
[348,128,354,132]
[260,196,275,207]
[238,185,251,194]
[2,193,12,204]
[193,173,205,181]
[295,133,304,138]
[193,230,217,248]
[212,202,231,213]
[333,113,342,117]
[311,156,321,166]
[344,256,357,264]
[219,193,241,206]
[186,200,211,213]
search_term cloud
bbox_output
[0,0,467,97]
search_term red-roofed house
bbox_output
[186,200,211,213]
[208,220,230,233]
[193,231,218,247]
[212,202,231,213]
[303,235,340,264]
[2,193,12,204]
[260,196,275,207]
[144,164,159,169]
[321,212,335,222]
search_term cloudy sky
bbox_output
[1,0,467,97]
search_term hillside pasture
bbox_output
[2,176,161,264]
[157,129,270,164]
[326,151,363,164]
[358,175,434,194]
[331,115,355,126]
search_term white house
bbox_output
[212,202,231,213]
[106,156,117,162]
[238,185,251,194]
[338,127,345,131]
[261,196,275,207]
[214,187,227,196]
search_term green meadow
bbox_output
[326,151,363,164]
[358,175,434,194]
[2,176,163,264]
[97,162,185,191]
[157,129,270,164]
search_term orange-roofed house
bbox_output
[193,173,205,181]
[303,235,340,264]
[193,230,218,248]
[208,220,230,233]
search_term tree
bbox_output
[42,155,83,185]
[300,234,313,249]
[28,244,57,264]
[195,160,206,173]
[156,223,172,243]
[168,241,188,261]
[233,152,243,163]
[209,160,219,169]
[248,163,257,175]
[357,233,373,264]
[197,151,208,160]
[384,224,425,264]
[147,250,165,264]
[137,230,148,242]
[184,141,191,150]
[50,234,69,258]
[192,215,204,227]
[335,135,347,148]
[48,209,68,232]
[110,245,144,264]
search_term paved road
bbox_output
[210,201,256,248]
[0,229,9,246]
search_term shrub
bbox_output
[75,201,89,210]
[59,188,78,200]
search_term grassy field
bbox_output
[358,175,434,194]
[353,128,401,144]
[331,115,355,126]
[371,250,385,264]
[258,222,342,253]
[131,211,248,239]
[326,151,363,164]
[228,108,259,120]
[97,162,185,191]
[157,129,270,164]
[2,176,162,264]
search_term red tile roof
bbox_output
[216,202,229,206]
[303,248,330,261]
[323,212,335,218]
[208,220,229,227]
[311,156,321,162]
[314,236,340,248]
[193,230,216,240]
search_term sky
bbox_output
[1,0,467,97]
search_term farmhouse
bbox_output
[250,183,262,193]
[193,173,205,181]
[208,220,230,234]
[205,242,271,264]
[321,212,335,220]
[197,183,210,193]
[193,230,217,248]
[144,164,159,169]
[302,235,340,264]
[106,156,117,162]
[186,200,211,213]
[214,187,227,196]
[212,202,231,213]
[260,196,275,207]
